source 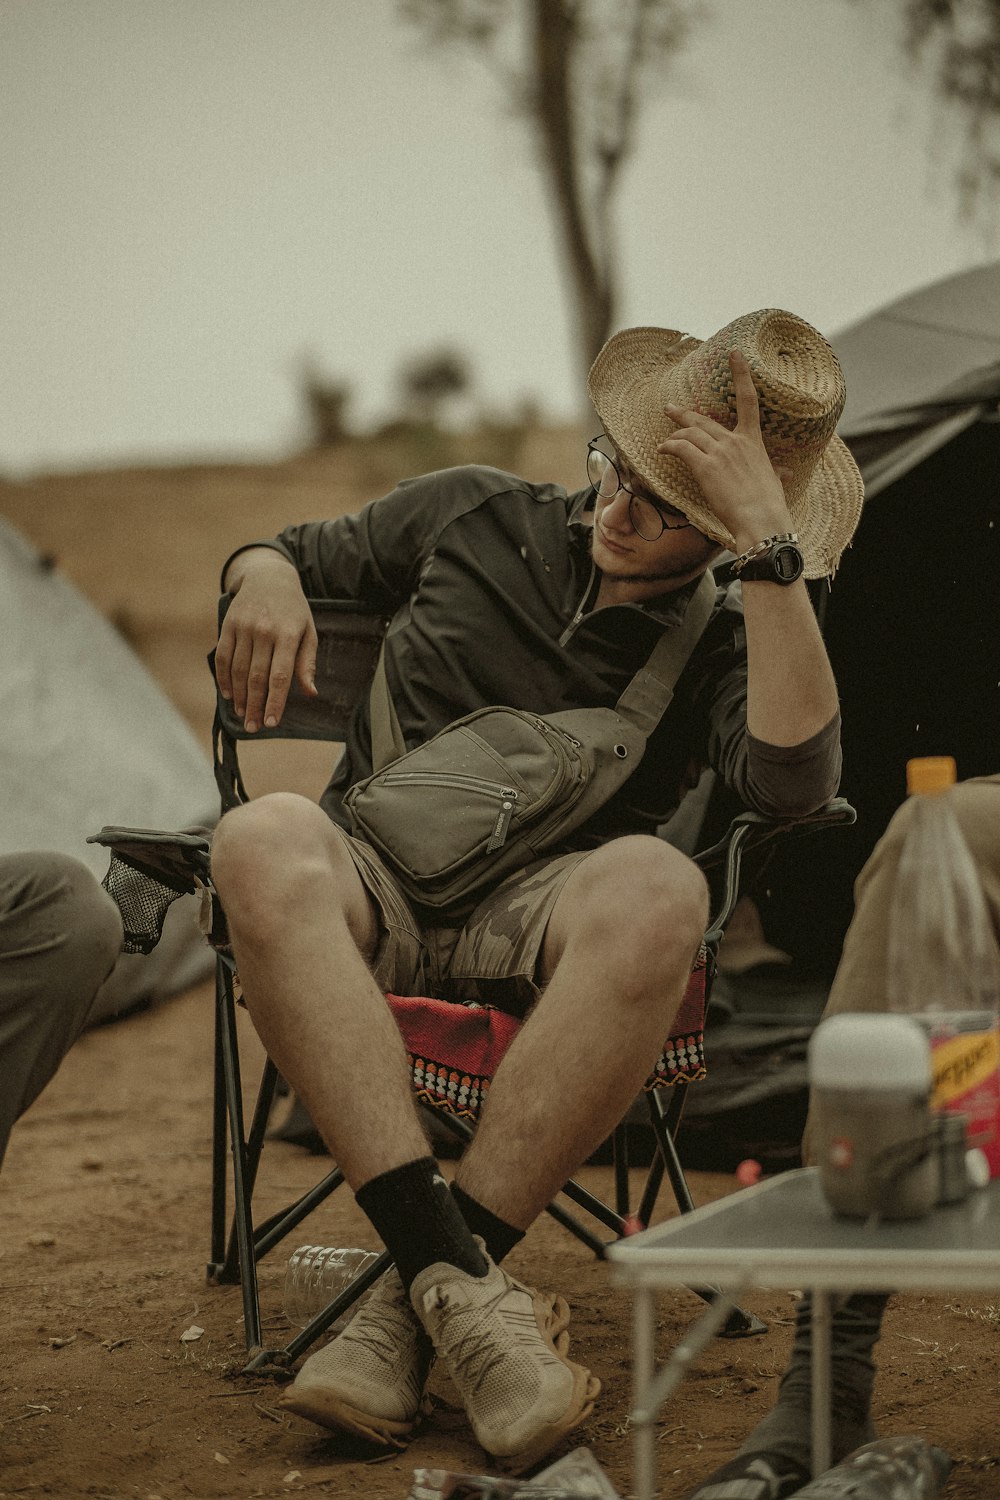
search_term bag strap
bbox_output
[370,646,407,772]
[614,568,717,734]
[369,567,717,772]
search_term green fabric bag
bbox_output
[344,572,716,911]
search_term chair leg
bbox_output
[209,977,229,1272]
[208,961,265,1356]
[613,1123,631,1218]
[645,1084,697,1217]
[643,1087,768,1339]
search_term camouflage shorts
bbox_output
[342,832,592,1016]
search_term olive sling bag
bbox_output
[344,570,717,911]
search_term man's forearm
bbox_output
[222,543,300,596]
[740,579,840,747]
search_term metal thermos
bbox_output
[809,1014,936,1220]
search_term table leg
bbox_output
[810,1288,832,1477]
[633,1287,657,1500]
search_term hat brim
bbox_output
[587,325,865,579]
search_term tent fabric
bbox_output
[836,264,1000,499]
[836,259,1000,431]
[0,519,217,1022]
[752,262,1000,982]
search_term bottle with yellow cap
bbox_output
[886,756,1000,1176]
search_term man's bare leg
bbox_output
[455,835,709,1227]
[210,791,429,1185]
[213,793,601,1465]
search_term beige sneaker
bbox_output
[277,1261,573,1451]
[277,1266,434,1449]
[410,1252,600,1473]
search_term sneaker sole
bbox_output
[277,1384,429,1450]
[494,1365,602,1475]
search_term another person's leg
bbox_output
[804,775,1000,1160]
[0,851,123,1167]
[684,776,1000,1499]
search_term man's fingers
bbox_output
[663,403,717,434]
[262,638,300,729]
[214,622,235,701]
[295,623,319,702]
[658,425,715,457]
[227,632,254,719]
[243,638,275,733]
[729,348,761,430]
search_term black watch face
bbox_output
[772,544,804,582]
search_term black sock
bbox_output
[736,1291,890,1471]
[450,1183,525,1265]
[355,1156,488,1291]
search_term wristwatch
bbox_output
[729,536,804,585]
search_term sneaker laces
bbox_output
[425,1280,551,1399]
[341,1275,427,1370]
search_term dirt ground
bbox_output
[2,444,999,1499]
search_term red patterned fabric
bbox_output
[387,942,708,1123]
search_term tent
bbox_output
[678,262,1000,1168]
[0,518,218,1022]
[755,260,1000,977]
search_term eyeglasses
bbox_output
[586,436,693,541]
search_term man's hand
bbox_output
[215,550,318,732]
[656,349,792,552]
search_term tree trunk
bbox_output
[532,0,616,379]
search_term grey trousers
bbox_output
[0,851,123,1167]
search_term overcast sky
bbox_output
[2,0,994,474]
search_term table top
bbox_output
[607,1168,1000,1292]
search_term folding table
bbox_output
[607,1166,1000,1500]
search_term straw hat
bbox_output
[586,308,864,578]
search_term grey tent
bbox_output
[742,259,1000,977]
[0,518,217,1022]
[678,262,1000,1168]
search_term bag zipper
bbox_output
[378,771,520,852]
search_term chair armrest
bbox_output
[211,597,390,745]
[693,797,857,949]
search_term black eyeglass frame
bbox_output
[586,435,694,541]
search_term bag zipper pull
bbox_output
[486,793,517,852]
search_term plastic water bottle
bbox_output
[282,1244,381,1329]
[809,1013,936,1219]
[886,756,1000,1176]
[791,1435,950,1496]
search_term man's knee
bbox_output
[56,858,123,991]
[0,851,123,1009]
[210,793,358,933]
[562,837,709,982]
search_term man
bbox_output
[209,308,863,1472]
[0,851,123,1168]
[684,771,1000,1500]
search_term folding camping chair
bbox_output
[91,597,856,1377]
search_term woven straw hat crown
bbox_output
[587,308,864,578]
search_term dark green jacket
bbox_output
[223,465,841,843]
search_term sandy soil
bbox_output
[2,443,998,1499]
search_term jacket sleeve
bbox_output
[697,588,843,818]
[220,467,497,609]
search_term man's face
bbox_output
[591,447,721,589]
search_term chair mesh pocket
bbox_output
[102,853,184,955]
